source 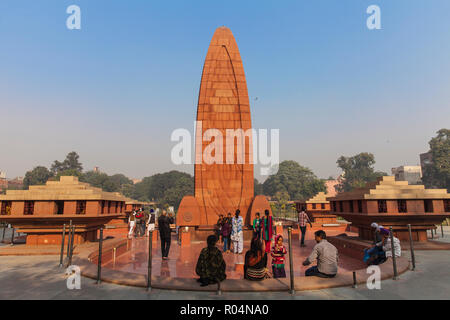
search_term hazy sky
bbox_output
[1,0,449,181]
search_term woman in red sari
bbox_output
[261,209,274,253]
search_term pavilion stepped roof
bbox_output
[327,176,450,201]
[0,176,127,201]
[304,192,330,204]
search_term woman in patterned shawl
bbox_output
[195,235,227,287]
[244,237,268,281]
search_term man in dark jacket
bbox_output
[158,210,174,259]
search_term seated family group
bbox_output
[195,210,341,286]
[195,210,402,287]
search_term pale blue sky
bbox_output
[1,0,449,181]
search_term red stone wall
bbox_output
[34,201,56,216]
[11,201,24,216]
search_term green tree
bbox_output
[273,190,290,218]
[422,129,450,191]
[262,160,326,200]
[160,175,194,210]
[51,151,83,174]
[133,171,194,209]
[23,166,53,188]
[56,169,83,179]
[336,152,387,192]
[254,178,264,195]
[80,171,117,192]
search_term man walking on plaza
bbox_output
[302,230,338,278]
[298,208,312,247]
[158,210,174,260]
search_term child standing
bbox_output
[271,234,287,278]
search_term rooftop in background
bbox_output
[0,176,126,201]
[391,165,422,185]
[328,176,449,201]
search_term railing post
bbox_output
[288,227,295,294]
[66,220,73,258]
[407,224,415,271]
[59,224,66,267]
[147,230,153,291]
[431,227,434,239]
[10,227,15,246]
[68,225,75,266]
[216,277,222,296]
[97,228,103,284]
[441,224,444,238]
[389,227,398,280]
[1,225,5,243]
[352,271,357,288]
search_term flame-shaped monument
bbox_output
[177,27,271,236]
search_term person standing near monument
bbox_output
[146,208,156,237]
[128,210,137,239]
[136,208,145,237]
[231,209,244,254]
[302,230,338,278]
[221,213,232,253]
[253,212,262,240]
[298,209,312,247]
[271,234,287,278]
[158,210,174,260]
[215,214,224,244]
[261,210,274,253]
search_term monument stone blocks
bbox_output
[0,176,127,246]
[328,176,450,242]
[176,26,272,237]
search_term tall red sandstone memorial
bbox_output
[177,27,271,229]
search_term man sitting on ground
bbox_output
[363,223,389,265]
[195,235,227,287]
[302,230,338,278]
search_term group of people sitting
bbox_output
[195,226,341,287]
[363,222,401,266]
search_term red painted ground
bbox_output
[103,229,365,279]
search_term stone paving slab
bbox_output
[0,250,448,300]
[74,238,410,292]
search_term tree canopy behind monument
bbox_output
[23,166,53,189]
[422,129,450,191]
[336,152,387,192]
[50,151,83,175]
[132,171,194,210]
[262,160,326,200]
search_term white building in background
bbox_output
[391,166,422,185]
[0,171,6,179]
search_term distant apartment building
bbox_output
[391,165,422,185]
[420,151,433,172]
[0,172,24,191]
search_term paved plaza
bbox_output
[1,227,449,300]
